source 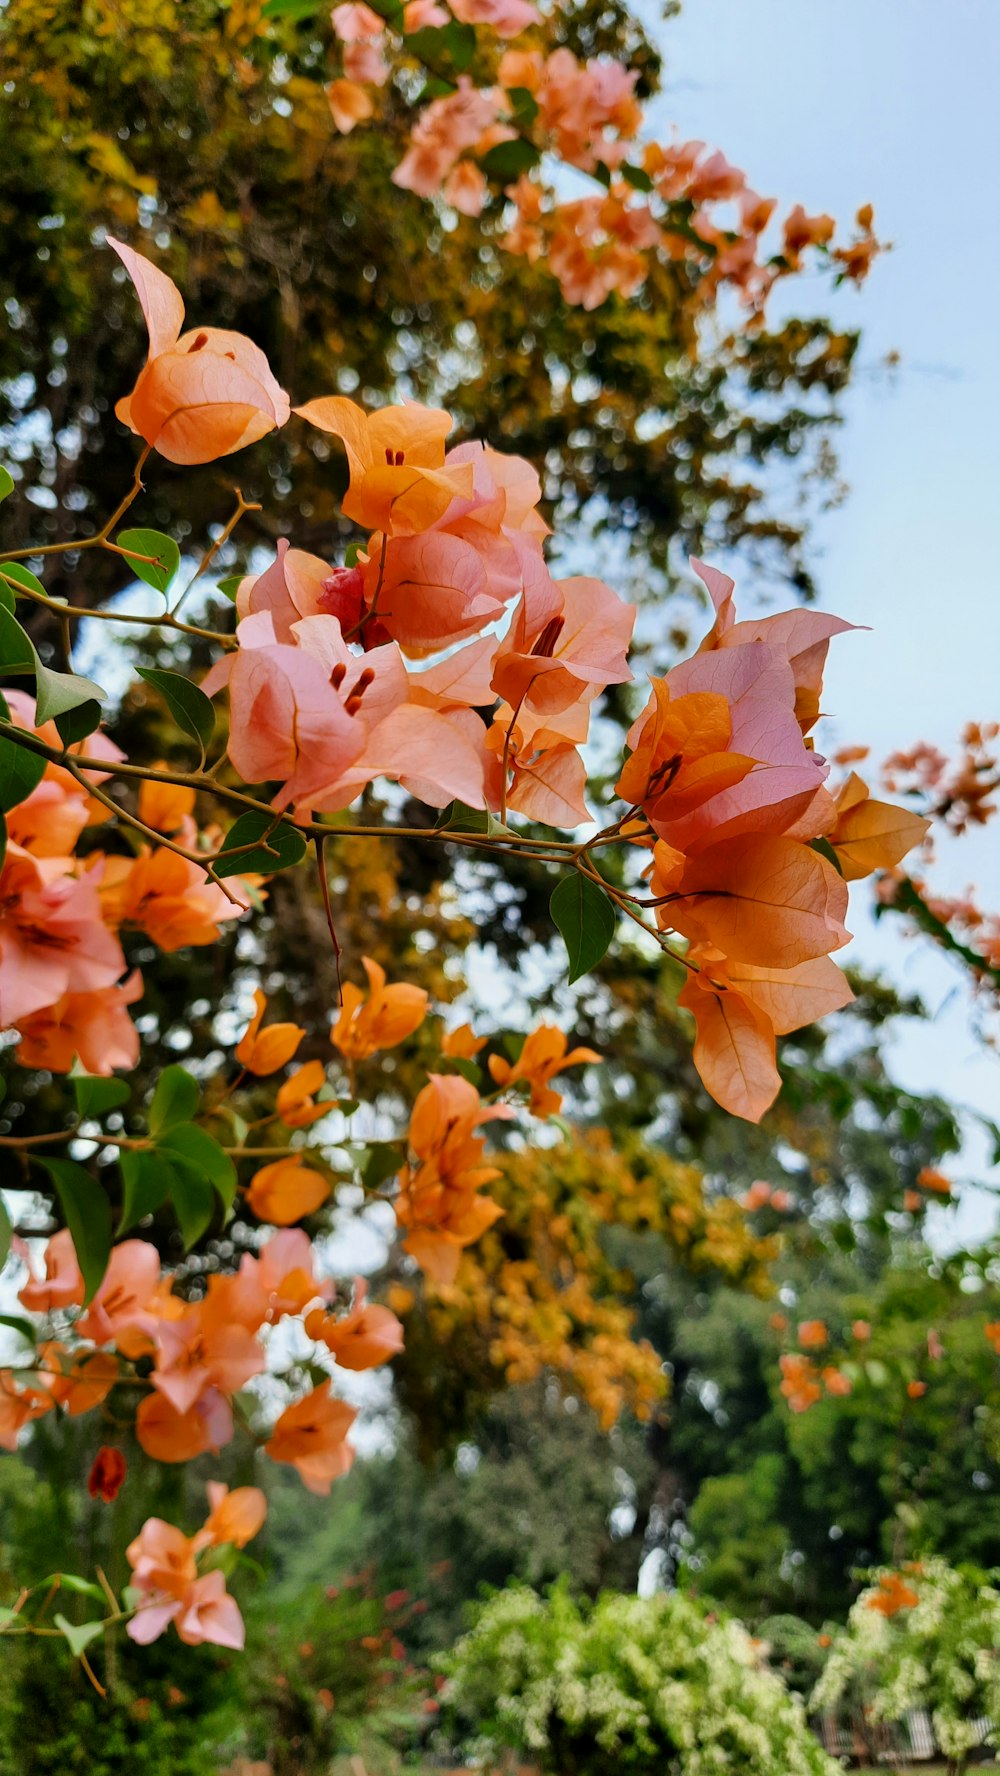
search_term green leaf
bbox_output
[0,808,6,875]
[263,0,320,15]
[550,874,616,984]
[1,561,46,603]
[54,1614,106,1660]
[480,139,540,183]
[157,1123,237,1213]
[216,576,242,602]
[0,727,45,812]
[148,1064,200,1135]
[0,606,38,674]
[54,700,103,746]
[449,1057,482,1087]
[117,1150,174,1234]
[161,1153,216,1248]
[809,835,844,875]
[0,1313,36,1346]
[0,1606,18,1629]
[42,1574,106,1601]
[620,161,653,192]
[37,1158,112,1304]
[137,667,214,760]
[0,466,14,503]
[115,528,181,596]
[434,800,512,838]
[34,661,107,726]
[406,20,476,71]
[345,1141,403,1191]
[71,1074,130,1121]
[213,809,308,877]
[0,1199,12,1274]
[505,85,539,128]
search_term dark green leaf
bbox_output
[137,667,214,759]
[0,808,6,874]
[550,873,616,984]
[1,561,46,602]
[216,576,242,602]
[620,161,653,192]
[71,1074,130,1120]
[346,1141,403,1191]
[157,1123,237,1213]
[54,1614,106,1659]
[406,20,476,71]
[148,1064,200,1135]
[115,527,181,596]
[213,810,308,877]
[263,0,321,15]
[0,1199,12,1274]
[161,1154,216,1248]
[54,700,103,746]
[34,1574,106,1602]
[434,800,512,837]
[0,466,14,502]
[37,1159,111,1303]
[809,835,843,874]
[0,1314,38,1345]
[505,85,539,127]
[34,661,107,726]
[480,139,541,183]
[0,606,38,674]
[0,728,45,812]
[117,1150,174,1234]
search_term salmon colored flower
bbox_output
[304,1281,405,1370]
[109,237,290,464]
[985,1322,1000,1354]
[135,1386,234,1464]
[331,957,428,1061]
[488,1024,600,1116]
[822,1367,852,1398]
[235,990,306,1075]
[0,848,127,1030]
[76,1240,163,1354]
[137,775,197,836]
[276,1060,331,1128]
[246,1155,331,1225]
[41,1345,119,1417]
[867,1571,919,1616]
[441,1023,487,1059]
[491,556,634,728]
[18,1229,85,1315]
[916,1166,952,1197]
[88,1446,127,1502]
[779,1353,822,1413]
[829,773,930,881]
[906,1380,927,1400]
[197,1482,268,1551]
[0,1368,54,1449]
[853,1320,872,1341]
[105,848,250,952]
[326,78,374,134]
[294,397,474,537]
[15,973,143,1076]
[798,1320,828,1350]
[395,1074,510,1283]
[264,1381,357,1495]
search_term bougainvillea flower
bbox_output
[395,1074,510,1283]
[440,1023,487,1058]
[109,237,290,464]
[276,1060,331,1128]
[0,849,127,1030]
[357,530,506,650]
[76,1240,163,1352]
[135,1386,234,1464]
[137,775,197,836]
[151,1307,265,1417]
[235,990,306,1075]
[294,397,474,536]
[659,834,850,971]
[304,1280,405,1370]
[235,540,335,644]
[175,1571,246,1649]
[798,1319,828,1349]
[326,78,375,134]
[491,556,635,723]
[393,80,499,200]
[829,772,930,880]
[484,711,591,826]
[245,1155,331,1225]
[126,1517,198,1601]
[0,1369,55,1450]
[15,973,143,1075]
[331,956,428,1061]
[264,1381,357,1494]
[916,1166,952,1196]
[18,1229,85,1315]
[197,1482,268,1551]
[88,1446,127,1502]
[450,0,539,32]
[330,1,384,37]
[677,970,781,1124]
[257,1228,332,1320]
[866,1572,920,1616]
[779,1353,822,1413]
[41,1345,119,1417]
[488,1024,601,1116]
[107,848,250,952]
[616,681,756,832]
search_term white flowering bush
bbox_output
[810,1559,1000,1772]
[440,1582,839,1776]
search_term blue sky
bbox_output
[649,0,1000,1239]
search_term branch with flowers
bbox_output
[0,234,931,1681]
